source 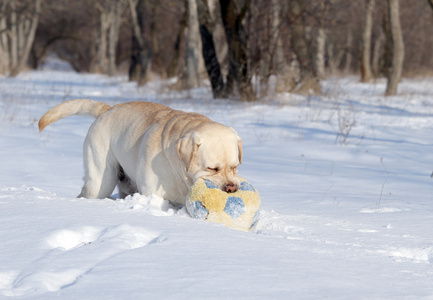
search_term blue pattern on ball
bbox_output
[224,197,246,219]
[189,201,208,219]
[204,180,219,189]
[239,181,255,192]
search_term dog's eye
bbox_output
[207,167,219,172]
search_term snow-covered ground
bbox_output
[1,61,433,299]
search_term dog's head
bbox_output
[177,123,242,193]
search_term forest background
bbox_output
[0,0,432,100]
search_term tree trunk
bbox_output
[107,0,124,76]
[197,0,226,98]
[207,0,228,78]
[128,0,151,85]
[289,0,321,94]
[94,10,109,74]
[372,30,385,77]
[316,0,328,79]
[344,28,353,74]
[385,0,404,96]
[259,0,282,96]
[9,1,18,71]
[0,0,42,76]
[361,0,375,82]
[149,2,161,76]
[220,0,255,101]
[316,28,326,79]
[271,2,296,93]
[380,8,392,78]
[0,5,10,75]
[107,1,116,76]
[185,0,201,89]
[93,0,125,76]
[168,6,187,78]
[259,0,272,94]
[9,0,41,77]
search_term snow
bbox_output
[1,62,433,299]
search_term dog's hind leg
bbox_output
[117,166,138,198]
[78,142,118,199]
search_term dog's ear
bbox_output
[237,136,243,164]
[229,127,243,164]
[177,132,202,172]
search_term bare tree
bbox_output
[289,0,321,94]
[0,0,42,76]
[93,0,126,75]
[197,0,226,98]
[185,0,202,89]
[6,0,433,94]
[93,4,109,73]
[371,30,385,77]
[385,0,404,96]
[316,0,328,79]
[0,2,10,74]
[207,0,228,78]
[128,0,151,85]
[259,0,278,95]
[316,28,326,79]
[108,0,126,75]
[258,0,293,95]
[220,0,255,101]
[167,5,187,78]
[343,27,353,74]
[361,0,375,82]
[273,3,295,93]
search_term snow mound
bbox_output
[45,226,102,250]
[377,247,433,264]
[120,193,176,216]
[2,224,162,296]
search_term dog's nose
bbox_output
[225,182,238,193]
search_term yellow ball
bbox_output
[186,178,261,231]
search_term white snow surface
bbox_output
[1,65,433,299]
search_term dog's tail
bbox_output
[38,99,111,132]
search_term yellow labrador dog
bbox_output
[39,99,242,205]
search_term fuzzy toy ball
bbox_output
[186,178,261,231]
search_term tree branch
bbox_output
[128,0,145,49]
[238,0,252,24]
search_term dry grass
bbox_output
[0,99,20,130]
